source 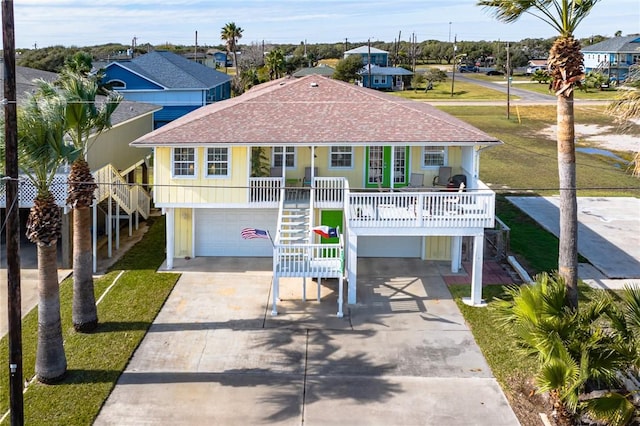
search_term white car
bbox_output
[526,65,547,75]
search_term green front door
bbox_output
[365,146,409,189]
[320,210,342,244]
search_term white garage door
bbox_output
[358,236,422,258]
[194,209,277,257]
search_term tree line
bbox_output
[15,34,608,75]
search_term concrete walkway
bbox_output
[507,196,640,289]
[94,257,519,426]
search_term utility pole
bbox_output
[450,35,457,97]
[506,41,511,119]
[367,38,371,88]
[194,30,198,62]
[2,0,24,424]
[344,38,348,54]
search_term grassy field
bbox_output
[394,80,519,100]
[440,104,639,197]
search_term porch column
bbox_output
[450,236,462,273]
[92,201,97,273]
[347,233,358,304]
[463,233,486,307]
[166,208,175,270]
[390,146,395,190]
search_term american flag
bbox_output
[241,228,270,240]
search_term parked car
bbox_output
[526,65,547,75]
[485,69,505,76]
[458,65,479,73]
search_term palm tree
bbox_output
[2,81,79,382]
[264,48,286,80]
[220,22,243,71]
[494,273,638,425]
[477,0,602,309]
[58,71,121,332]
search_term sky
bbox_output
[9,0,640,49]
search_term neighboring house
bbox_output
[207,49,231,68]
[358,64,413,90]
[182,51,216,69]
[526,59,548,74]
[0,65,159,269]
[102,50,232,128]
[344,45,390,66]
[582,34,640,83]
[131,75,502,310]
[345,45,413,90]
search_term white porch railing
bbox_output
[347,189,495,230]
[94,164,151,219]
[274,241,344,278]
[314,177,345,208]
[249,177,282,207]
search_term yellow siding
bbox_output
[425,236,452,260]
[409,146,462,186]
[87,114,153,171]
[155,146,250,205]
[266,146,365,186]
[155,145,464,204]
[174,208,193,257]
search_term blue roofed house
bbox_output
[344,45,413,90]
[582,34,640,84]
[102,50,232,128]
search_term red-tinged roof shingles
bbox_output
[131,75,501,146]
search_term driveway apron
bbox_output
[94,257,519,426]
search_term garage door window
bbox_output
[172,147,196,178]
[206,147,230,177]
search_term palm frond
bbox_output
[583,393,636,426]
[477,0,602,36]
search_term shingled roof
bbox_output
[131,75,501,147]
[110,50,232,89]
[582,35,640,53]
[0,66,159,126]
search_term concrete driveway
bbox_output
[507,196,640,288]
[94,257,519,426]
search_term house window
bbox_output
[329,146,353,168]
[106,79,126,89]
[422,146,447,167]
[273,147,296,168]
[172,147,196,177]
[206,147,230,177]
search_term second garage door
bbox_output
[194,209,277,257]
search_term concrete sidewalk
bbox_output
[94,257,519,426]
[507,196,640,289]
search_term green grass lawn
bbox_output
[0,217,180,425]
[394,80,518,101]
[440,104,639,198]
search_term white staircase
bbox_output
[278,206,310,244]
[271,189,345,318]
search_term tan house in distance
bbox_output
[132,75,502,312]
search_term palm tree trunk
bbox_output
[72,205,98,332]
[35,242,67,383]
[557,93,579,309]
